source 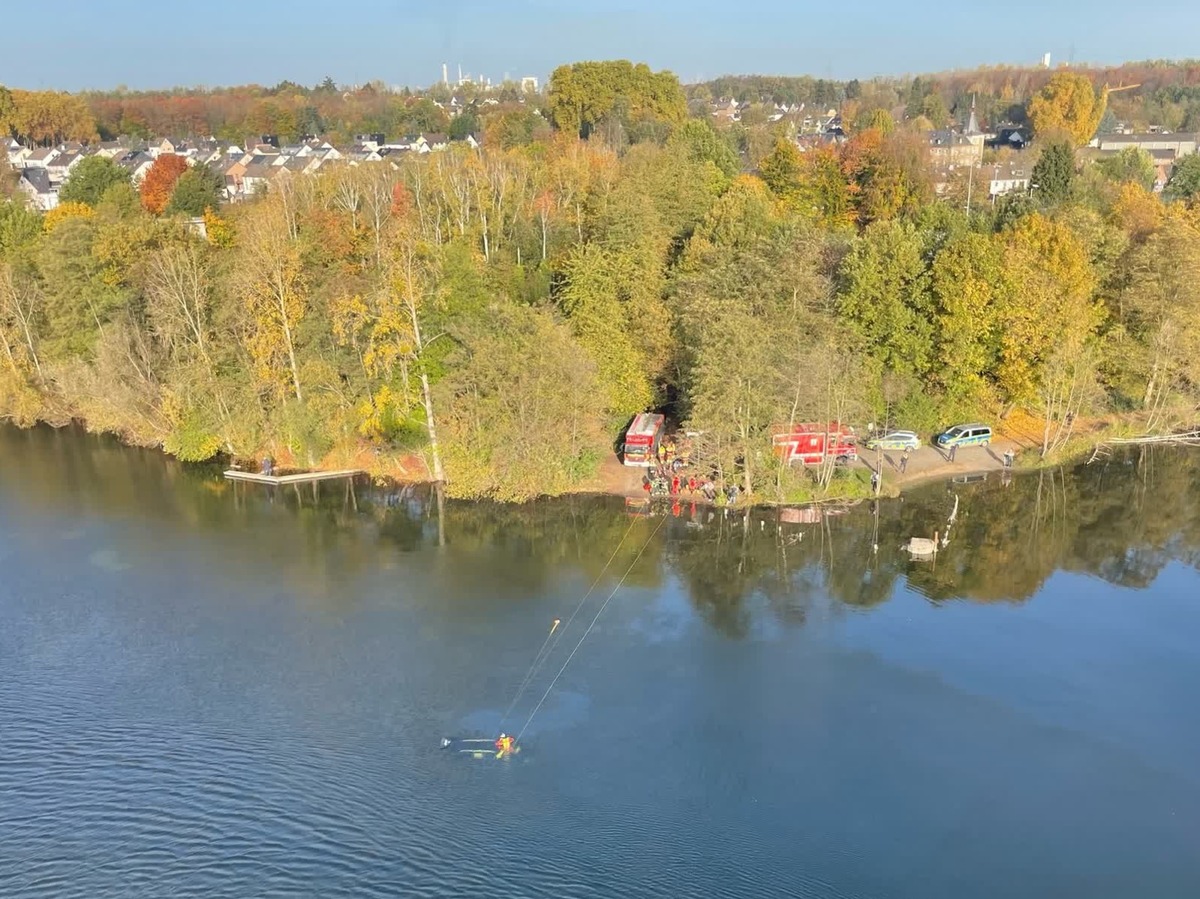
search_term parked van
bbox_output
[936,423,993,449]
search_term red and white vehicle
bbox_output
[622,412,666,467]
[772,422,858,465]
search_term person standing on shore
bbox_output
[1003,449,1014,469]
[900,448,910,474]
[948,443,957,463]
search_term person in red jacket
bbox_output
[495,733,515,756]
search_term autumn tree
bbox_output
[547,60,686,138]
[994,214,1100,406]
[1121,211,1200,427]
[0,86,14,136]
[1026,73,1106,145]
[42,201,95,233]
[8,90,97,144]
[1110,182,1163,242]
[759,140,854,230]
[142,240,233,456]
[140,154,189,214]
[231,187,307,404]
[929,232,1004,403]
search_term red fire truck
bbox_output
[772,422,858,465]
[622,412,666,467]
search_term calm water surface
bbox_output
[2,426,1199,898]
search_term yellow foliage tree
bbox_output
[1027,73,1108,146]
[996,214,1102,405]
[1110,182,1164,242]
[202,208,234,247]
[42,201,94,233]
[231,191,306,403]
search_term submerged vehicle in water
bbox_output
[441,737,521,760]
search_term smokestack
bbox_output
[1042,52,1051,68]
[442,63,448,85]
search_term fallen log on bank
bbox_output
[1088,430,1200,463]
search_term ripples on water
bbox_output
[3,426,1200,897]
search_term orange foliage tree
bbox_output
[140,153,189,214]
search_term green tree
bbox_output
[448,109,480,141]
[165,164,224,217]
[930,232,1004,402]
[667,119,740,178]
[676,228,836,498]
[1031,141,1075,204]
[1095,146,1156,191]
[921,93,951,129]
[547,60,686,138]
[58,156,132,207]
[1164,153,1200,203]
[0,200,42,255]
[35,216,132,360]
[758,138,804,201]
[837,220,935,377]
[437,304,602,501]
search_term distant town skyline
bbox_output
[4,0,1200,92]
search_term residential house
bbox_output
[985,161,1031,197]
[114,150,156,183]
[933,160,1031,200]
[928,130,982,166]
[345,144,384,162]
[6,141,32,168]
[712,99,741,124]
[18,168,58,211]
[22,146,61,169]
[46,150,85,185]
[95,140,131,159]
[150,137,185,158]
[283,156,319,176]
[239,161,288,196]
[987,125,1029,152]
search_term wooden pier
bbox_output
[223,468,363,485]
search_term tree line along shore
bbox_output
[2,61,1200,503]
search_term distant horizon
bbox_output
[6,55,1200,95]
[4,0,1200,92]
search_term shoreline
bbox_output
[12,419,1086,507]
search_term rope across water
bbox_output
[497,515,642,730]
[515,514,667,743]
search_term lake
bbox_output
[2,425,1199,898]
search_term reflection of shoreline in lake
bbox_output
[2,423,1198,632]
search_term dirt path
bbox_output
[857,438,1022,491]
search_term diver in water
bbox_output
[495,733,515,756]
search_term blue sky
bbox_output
[6,0,1199,90]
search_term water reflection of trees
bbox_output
[3,425,1199,633]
